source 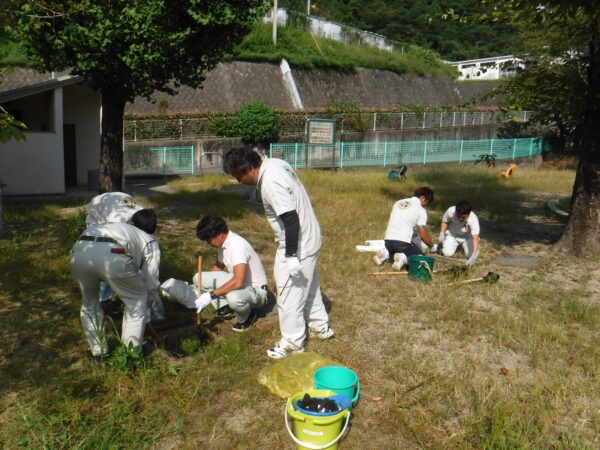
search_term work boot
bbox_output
[372,248,389,265]
[392,253,408,271]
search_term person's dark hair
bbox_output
[196,215,229,241]
[223,147,262,175]
[413,186,434,203]
[131,209,157,234]
[455,201,472,216]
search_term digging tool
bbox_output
[369,270,441,276]
[430,254,468,266]
[278,274,292,305]
[196,255,203,337]
[444,271,500,287]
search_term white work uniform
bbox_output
[441,206,480,257]
[161,232,268,322]
[384,196,428,243]
[86,192,143,225]
[258,157,329,349]
[71,222,160,357]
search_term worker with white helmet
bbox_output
[71,209,160,360]
[223,147,334,359]
[438,201,480,266]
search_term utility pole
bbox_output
[306,0,310,15]
[272,0,278,46]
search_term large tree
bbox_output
[460,0,599,257]
[9,0,266,192]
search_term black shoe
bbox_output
[215,305,235,319]
[232,310,257,332]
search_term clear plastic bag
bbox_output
[258,352,340,398]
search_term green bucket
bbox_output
[313,366,360,407]
[286,389,351,450]
[408,255,435,281]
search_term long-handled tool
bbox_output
[369,270,441,276]
[430,254,468,266]
[444,271,500,287]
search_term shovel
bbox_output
[196,255,203,337]
[444,271,500,287]
[430,254,468,267]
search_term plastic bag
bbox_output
[258,352,341,398]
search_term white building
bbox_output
[0,69,101,195]
[448,55,523,80]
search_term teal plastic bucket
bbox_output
[313,366,360,406]
[408,255,435,281]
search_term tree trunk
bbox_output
[99,94,126,193]
[554,16,600,257]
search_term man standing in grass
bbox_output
[438,201,480,266]
[71,209,160,360]
[373,186,435,270]
[223,147,334,359]
[160,215,269,332]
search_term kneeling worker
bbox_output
[161,216,268,332]
[71,209,160,359]
[438,201,480,266]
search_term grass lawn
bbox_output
[1,164,599,448]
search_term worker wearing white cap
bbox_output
[373,187,435,270]
[71,209,160,359]
[85,192,164,321]
[224,147,334,359]
[160,215,269,332]
[438,201,480,266]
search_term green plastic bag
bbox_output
[258,352,341,398]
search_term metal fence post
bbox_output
[400,113,404,130]
[133,120,137,142]
[340,142,345,168]
[529,138,534,157]
[269,143,273,158]
[163,147,167,175]
[191,145,195,175]
[373,112,377,131]
[453,112,456,127]
[489,138,494,155]
[294,143,298,169]
[459,140,464,163]
[179,119,183,140]
[383,142,388,167]
[512,138,517,159]
[423,140,428,165]
[440,112,443,128]
[422,112,426,129]
[463,112,466,126]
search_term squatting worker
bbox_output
[71,209,160,360]
[223,147,334,359]
[85,192,165,321]
[438,201,480,266]
[160,215,268,332]
[373,187,435,271]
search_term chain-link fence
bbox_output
[269,137,542,169]
[124,146,195,175]
[123,110,531,142]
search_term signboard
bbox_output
[307,119,336,146]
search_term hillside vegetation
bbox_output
[0,23,456,78]
[282,0,517,61]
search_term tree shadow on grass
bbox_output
[378,166,565,248]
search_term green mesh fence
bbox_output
[124,146,194,175]
[269,137,543,169]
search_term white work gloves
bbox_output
[430,244,439,253]
[194,292,212,313]
[286,256,303,276]
[466,251,479,267]
[438,231,446,244]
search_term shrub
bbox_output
[236,100,279,148]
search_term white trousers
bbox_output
[274,249,329,349]
[71,241,147,356]
[442,232,474,257]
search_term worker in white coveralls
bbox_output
[85,192,164,321]
[373,187,435,270]
[160,215,269,332]
[223,147,334,359]
[71,209,160,360]
[438,201,480,266]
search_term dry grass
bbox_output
[2,164,600,449]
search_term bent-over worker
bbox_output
[438,201,480,266]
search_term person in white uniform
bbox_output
[438,201,480,266]
[224,147,334,359]
[160,216,268,332]
[373,187,435,270]
[71,209,160,359]
[85,191,164,321]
